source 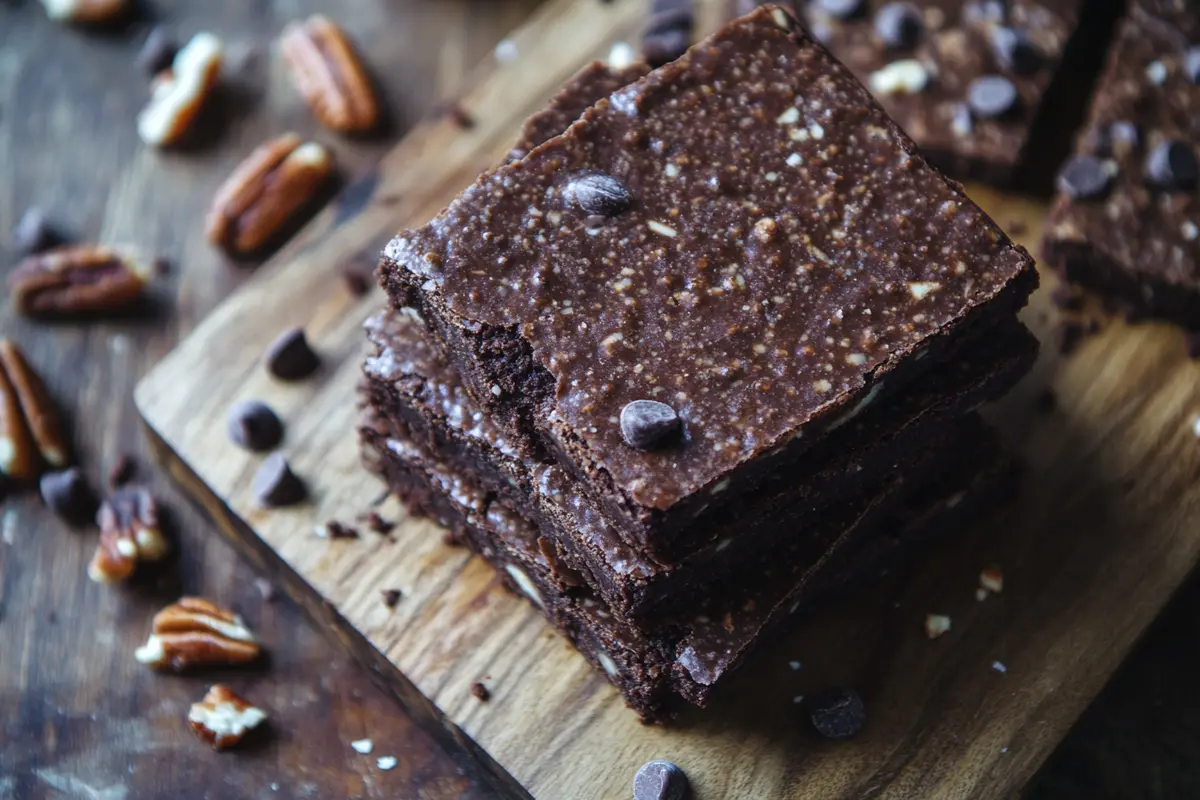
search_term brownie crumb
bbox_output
[340,256,374,297]
[436,100,475,129]
[808,687,865,740]
[1049,283,1084,311]
[1055,319,1094,356]
[107,454,136,488]
[1005,218,1028,236]
[470,681,491,702]
[1034,388,1056,413]
[362,511,395,535]
[381,588,402,609]
[324,520,359,539]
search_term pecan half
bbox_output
[137,31,223,147]
[135,597,261,671]
[188,684,267,750]
[9,245,153,318]
[40,0,128,23]
[88,486,168,583]
[281,16,380,134]
[0,352,38,481]
[205,133,334,256]
[0,340,68,469]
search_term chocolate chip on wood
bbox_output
[253,453,306,507]
[137,26,179,76]
[226,400,284,451]
[632,760,689,800]
[809,686,866,740]
[40,467,96,525]
[12,207,60,255]
[263,327,320,380]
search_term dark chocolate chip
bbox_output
[252,452,306,507]
[950,102,973,137]
[227,400,284,452]
[1108,120,1140,158]
[814,0,864,19]
[1034,387,1057,413]
[363,511,395,534]
[567,173,633,217]
[619,400,681,449]
[264,327,320,380]
[1186,47,1200,85]
[381,588,402,608]
[39,468,96,526]
[809,686,866,740]
[642,27,691,67]
[340,260,373,297]
[324,520,358,539]
[1145,140,1198,191]
[12,207,59,255]
[107,454,136,489]
[966,75,1018,119]
[1056,154,1111,200]
[137,26,178,76]
[873,3,923,50]
[632,760,689,800]
[470,681,491,702]
[989,27,1042,75]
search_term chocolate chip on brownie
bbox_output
[967,75,1019,119]
[873,3,922,50]
[619,400,681,450]
[1056,154,1111,200]
[1145,140,1198,191]
[566,173,633,217]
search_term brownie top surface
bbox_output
[384,6,1031,511]
[1045,0,1200,282]
[801,0,1083,167]
[510,61,652,161]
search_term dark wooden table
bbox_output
[1,2,1199,798]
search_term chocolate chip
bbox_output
[1186,47,1200,85]
[12,207,59,255]
[340,260,373,297]
[619,400,681,449]
[989,27,1042,75]
[227,400,284,452]
[470,681,491,702]
[809,686,865,740]
[566,173,633,217]
[39,468,96,526]
[632,760,689,800]
[264,327,320,380]
[107,454,136,489]
[1056,154,1111,200]
[874,3,923,50]
[966,75,1018,119]
[1145,140,1198,191]
[643,0,693,67]
[252,452,306,507]
[815,0,864,19]
[137,26,178,76]
[381,588,402,608]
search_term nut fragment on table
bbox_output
[88,486,168,583]
[135,597,261,671]
[137,31,224,147]
[0,339,68,471]
[40,0,128,23]
[188,684,267,750]
[205,133,334,256]
[281,15,380,134]
[8,245,153,318]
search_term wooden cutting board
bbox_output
[134,0,1200,797]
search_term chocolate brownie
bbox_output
[1043,1,1200,329]
[793,0,1123,191]
[360,411,1012,720]
[508,61,651,163]
[361,309,1035,619]
[379,7,1037,562]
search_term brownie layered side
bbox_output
[380,7,1037,561]
[1042,1,1200,327]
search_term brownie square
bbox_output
[379,7,1036,562]
[1042,0,1200,328]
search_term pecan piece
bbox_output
[87,485,168,583]
[8,245,153,318]
[188,684,267,750]
[205,133,334,256]
[135,597,261,670]
[0,351,38,481]
[137,32,223,147]
[40,0,128,23]
[0,340,68,468]
[281,16,380,134]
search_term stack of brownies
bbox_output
[358,6,1039,721]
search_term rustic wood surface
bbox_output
[5,0,1200,798]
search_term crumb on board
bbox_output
[471,681,491,702]
[381,589,402,609]
[924,613,952,639]
[992,660,1008,673]
[351,738,374,755]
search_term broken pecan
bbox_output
[205,133,334,256]
[135,597,260,671]
[137,31,223,147]
[87,486,168,583]
[0,340,68,469]
[188,684,267,750]
[40,0,128,23]
[281,16,380,134]
[0,351,38,481]
[8,245,153,318]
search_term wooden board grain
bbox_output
[134,0,1200,797]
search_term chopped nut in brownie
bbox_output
[924,613,952,639]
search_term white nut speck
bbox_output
[790,128,810,142]
[924,613,952,639]
[786,152,803,167]
[754,217,778,243]
[490,385,501,397]
[771,6,791,28]
[975,587,989,602]
[351,738,374,754]
[788,660,801,670]
[647,220,677,238]
[909,281,941,300]
[808,122,824,139]
[494,39,518,63]
[1183,221,1198,241]
[710,478,731,495]
[793,695,805,704]
[776,107,800,125]
[665,163,680,178]
[597,649,620,677]
[607,41,636,69]
[765,171,779,182]
[376,756,398,771]
[992,660,1007,673]
[505,564,543,608]
[1146,60,1167,85]
[980,566,1004,593]
[1191,415,1200,438]
[813,379,832,393]
[846,353,867,366]
[869,60,929,96]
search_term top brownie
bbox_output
[380,6,1034,549]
